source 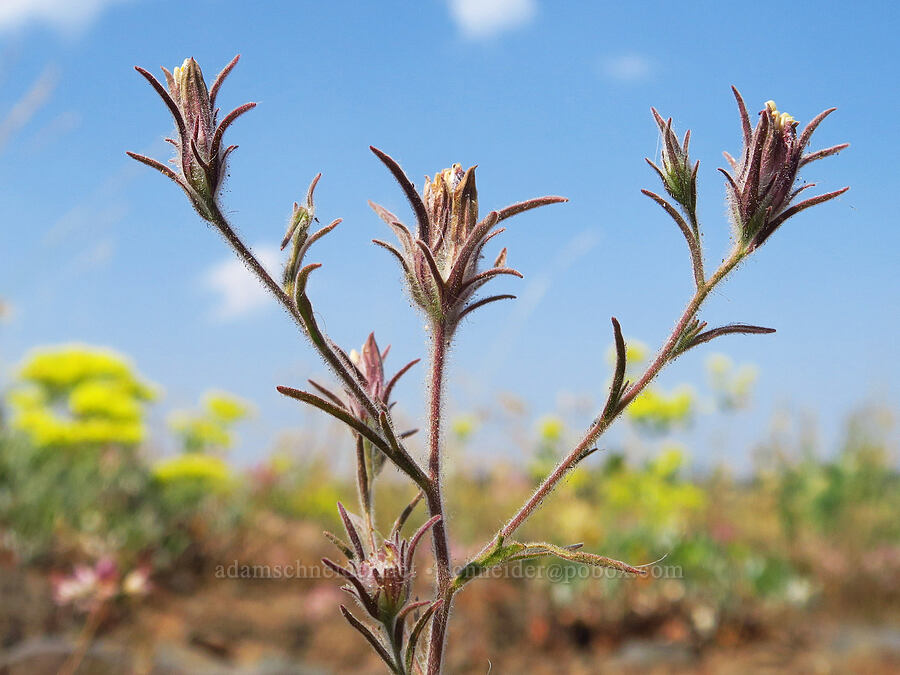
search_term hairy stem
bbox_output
[206,203,436,491]
[355,436,376,551]
[471,248,745,562]
[425,322,453,675]
[206,202,379,420]
[686,210,705,289]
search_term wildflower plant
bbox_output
[130,54,847,673]
[168,390,251,453]
[7,345,156,449]
[52,556,151,675]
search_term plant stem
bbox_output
[687,210,705,290]
[206,202,378,420]
[424,322,453,675]
[472,248,746,559]
[207,203,431,490]
[355,435,376,551]
[58,600,108,675]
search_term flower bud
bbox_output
[355,540,410,619]
[721,88,848,251]
[323,505,440,626]
[173,59,213,145]
[130,55,256,219]
[281,202,313,298]
[646,109,698,214]
[369,147,566,334]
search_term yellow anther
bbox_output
[764,100,796,130]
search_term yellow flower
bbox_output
[537,415,564,442]
[205,391,251,423]
[627,385,694,432]
[153,453,231,488]
[8,345,155,448]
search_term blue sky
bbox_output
[0,0,897,468]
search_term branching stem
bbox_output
[205,203,428,491]
[464,247,745,570]
[207,202,379,420]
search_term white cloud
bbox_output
[0,66,58,152]
[0,0,130,33]
[71,237,116,272]
[202,244,281,322]
[447,0,537,39]
[600,54,653,82]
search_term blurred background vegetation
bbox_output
[0,341,897,673]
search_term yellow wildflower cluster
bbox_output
[153,452,232,488]
[7,345,156,448]
[627,386,694,432]
[168,390,251,453]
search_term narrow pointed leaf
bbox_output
[322,560,380,618]
[337,502,366,559]
[459,267,523,295]
[404,600,441,675]
[126,151,182,183]
[390,491,424,537]
[396,599,431,624]
[135,66,186,135]
[528,542,647,576]
[757,187,849,248]
[496,196,567,222]
[339,605,399,673]
[372,239,410,274]
[731,86,752,148]
[798,107,837,149]
[800,143,849,167]
[684,323,776,352]
[324,530,355,560]
[384,358,421,403]
[211,102,256,156]
[276,386,387,452]
[601,317,626,420]
[446,211,500,292]
[209,54,240,107]
[641,189,695,247]
[645,157,667,185]
[415,240,445,303]
[458,294,515,321]
[370,146,430,239]
[406,515,441,566]
[307,379,346,409]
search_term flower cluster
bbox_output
[153,452,232,488]
[128,56,852,673]
[323,502,441,668]
[369,147,567,336]
[306,333,419,477]
[52,557,151,612]
[721,88,849,251]
[647,108,698,214]
[309,333,418,430]
[129,56,256,218]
